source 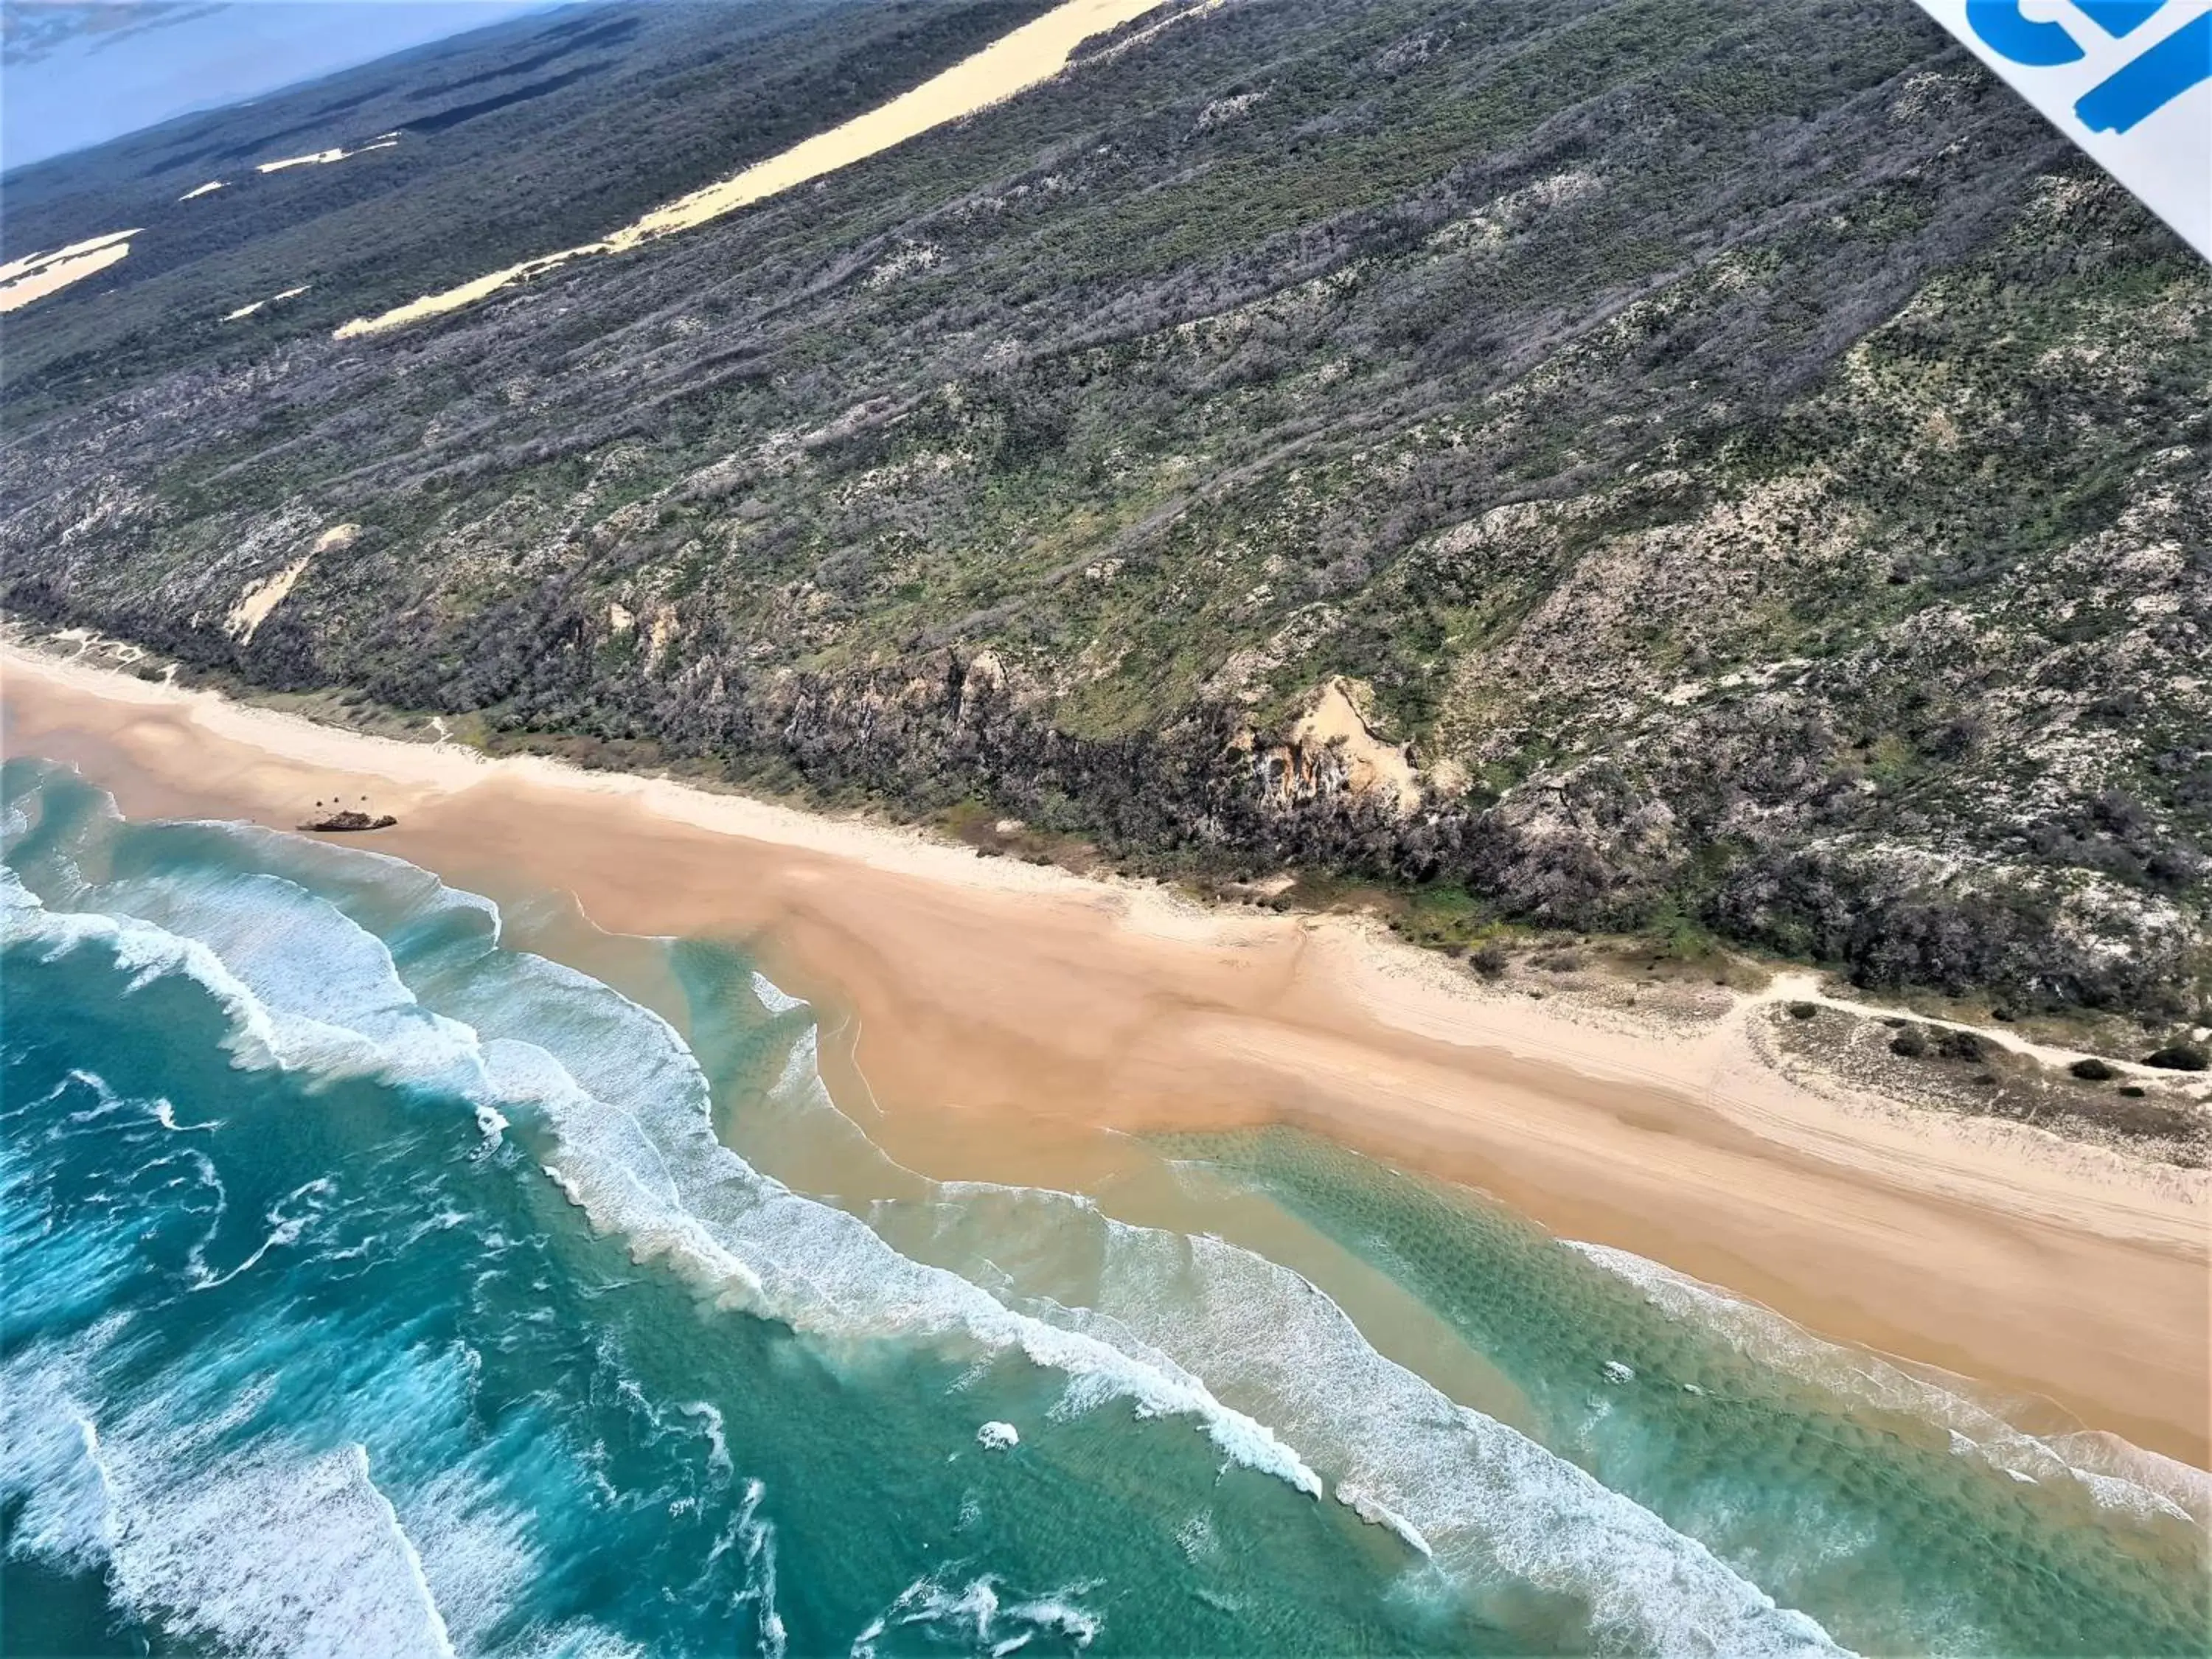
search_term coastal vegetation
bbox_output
[2,0,2205,1026]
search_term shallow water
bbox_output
[1,756,2203,1658]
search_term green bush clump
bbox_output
[2143,1043,2208,1072]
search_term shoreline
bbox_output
[4,638,2207,1467]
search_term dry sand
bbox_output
[335,0,1172,338]
[0,230,139,315]
[222,285,313,324]
[254,139,400,175]
[1291,678,1421,810]
[4,640,2207,1466]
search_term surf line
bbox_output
[335,0,1175,340]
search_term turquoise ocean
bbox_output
[3,754,2207,1658]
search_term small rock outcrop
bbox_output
[299,808,397,832]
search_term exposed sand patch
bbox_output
[335,0,1170,339]
[0,229,140,314]
[178,180,227,201]
[1293,678,1421,811]
[4,639,2205,1466]
[223,555,313,642]
[223,284,313,322]
[256,138,400,174]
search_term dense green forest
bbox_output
[3,0,2206,1019]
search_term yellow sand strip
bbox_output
[255,139,399,175]
[0,229,136,287]
[0,232,140,315]
[335,0,1167,339]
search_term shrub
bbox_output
[2068,1057,2115,1082]
[1888,1029,1928,1059]
[1469,942,1510,978]
[2143,1043,2209,1072]
[2119,1085,2146,1098]
[1787,1001,1818,1020]
[1938,1030,1985,1062]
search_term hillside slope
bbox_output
[3,0,2206,1018]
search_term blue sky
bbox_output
[1,1,566,170]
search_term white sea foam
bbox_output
[190,1175,335,1290]
[10,838,1326,1503]
[1173,1511,1217,1562]
[0,1379,118,1571]
[978,1420,1020,1450]
[0,1345,459,1658]
[852,1571,1101,1658]
[354,1445,460,1658]
[732,1478,786,1659]
[872,1187,1844,1656]
[153,1097,221,1133]
[114,1437,462,1657]
[1335,1482,1433,1557]
[0,1296,557,1659]
[293,856,1846,1652]
[3,865,462,1087]
[751,970,808,1015]
[162,815,506,950]
[680,1401,734,1476]
[428,941,1326,1500]
[1565,1240,2210,1526]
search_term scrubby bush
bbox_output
[2143,1043,2209,1072]
[1469,941,1511,979]
[2068,1057,2115,1082]
[1888,1029,1928,1059]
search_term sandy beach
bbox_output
[4,639,2207,1467]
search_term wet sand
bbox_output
[4,641,2207,1466]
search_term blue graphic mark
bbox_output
[2076,7,2212,128]
[2079,1,2171,38]
[1968,0,2087,64]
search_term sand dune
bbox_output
[335,0,1171,339]
[256,138,400,175]
[0,229,139,314]
[223,284,313,322]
